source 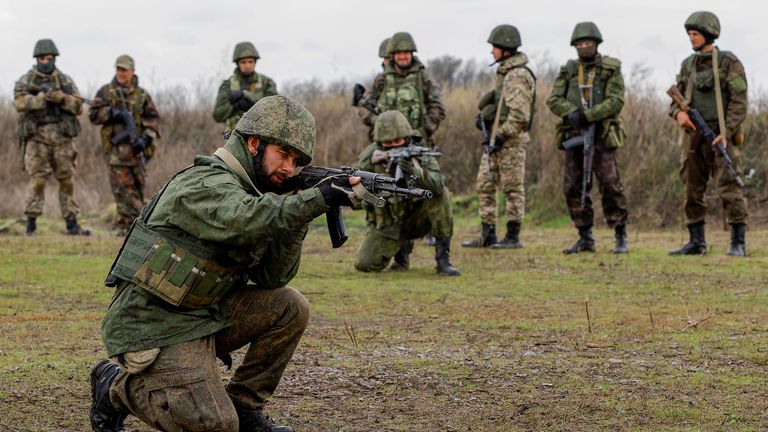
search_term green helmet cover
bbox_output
[374,111,413,142]
[378,38,390,58]
[570,22,603,45]
[685,11,720,39]
[487,24,522,50]
[33,39,59,57]
[233,41,260,62]
[235,96,316,166]
[387,32,417,54]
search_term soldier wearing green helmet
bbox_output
[358,37,392,141]
[90,96,359,431]
[669,11,749,257]
[213,41,278,136]
[463,24,536,250]
[547,21,630,255]
[370,31,446,147]
[355,110,460,276]
[14,39,90,236]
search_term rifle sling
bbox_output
[213,147,262,196]
[712,48,728,146]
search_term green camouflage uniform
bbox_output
[669,49,748,225]
[373,57,446,147]
[14,66,83,219]
[475,52,535,225]
[88,76,160,231]
[101,132,326,429]
[546,54,629,228]
[354,142,453,271]
[213,69,277,134]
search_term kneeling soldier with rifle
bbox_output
[354,111,460,276]
[89,55,160,236]
[546,22,629,254]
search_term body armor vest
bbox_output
[378,70,427,138]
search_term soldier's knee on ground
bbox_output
[279,287,310,331]
[354,255,388,273]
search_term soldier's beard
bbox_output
[252,155,294,194]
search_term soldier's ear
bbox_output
[246,136,261,156]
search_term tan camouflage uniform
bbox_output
[476,53,535,225]
[14,67,83,219]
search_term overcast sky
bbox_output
[1,0,765,98]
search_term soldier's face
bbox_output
[687,30,707,51]
[248,137,300,186]
[37,55,55,64]
[393,51,413,69]
[115,67,135,87]
[491,47,504,61]
[238,58,257,76]
[381,138,406,148]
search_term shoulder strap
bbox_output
[213,147,261,195]
[684,55,697,101]
[229,74,241,92]
[712,48,728,145]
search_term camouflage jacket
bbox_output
[373,57,446,142]
[88,76,160,166]
[355,142,444,228]
[546,54,625,147]
[212,69,277,134]
[478,53,536,139]
[13,67,83,140]
[669,48,748,138]
[101,132,328,357]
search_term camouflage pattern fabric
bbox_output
[213,69,277,134]
[563,146,628,228]
[681,131,747,225]
[22,125,80,218]
[109,165,144,229]
[475,53,535,225]
[109,286,309,428]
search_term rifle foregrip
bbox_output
[326,206,348,248]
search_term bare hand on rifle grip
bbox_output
[675,111,696,131]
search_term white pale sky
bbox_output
[0,0,765,97]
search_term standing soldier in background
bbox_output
[669,12,749,257]
[357,37,390,141]
[355,111,460,276]
[462,24,536,249]
[14,38,89,236]
[89,55,160,236]
[213,41,277,137]
[546,22,629,254]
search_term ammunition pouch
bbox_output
[601,116,626,150]
[108,219,245,309]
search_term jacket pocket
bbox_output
[144,368,223,431]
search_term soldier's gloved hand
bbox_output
[132,133,152,155]
[236,97,255,111]
[229,90,244,104]
[109,107,125,122]
[474,113,484,131]
[567,110,589,129]
[46,90,66,104]
[318,178,355,208]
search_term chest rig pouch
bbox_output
[105,167,245,309]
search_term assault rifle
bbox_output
[28,83,93,104]
[477,115,496,181]
[667,85,744,187]
[111,87,146,180]
[289,166,433,248]
[352,83,382,115]
[561,82,596,208]
[370,144,441,185]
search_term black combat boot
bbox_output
[235,405,293,432]
[490,221,522,249]
[613,224,629,254]
[90,360,127,432]
[563,225,596,254]
[66,217,91,236]
[669,222,707,255]
[461,223,497,248]
[435,237,461,276]
[25,217,36,236]
[388,240,414,271]
[726,223,746,257]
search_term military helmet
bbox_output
[235,96,316,166]
[233,41,260,62]
[487,25,522,50]
[374,111,413,142]
[684,11,720,39]
[33,39,59,57]
[387,32,417,54]
[378,38,390,58]
[570,22,603,45]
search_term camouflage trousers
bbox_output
[356,189,453,272]
[23,124,80,218]
[109,164,145,230]
[681,131,747,225]
[475,135,527,225]
[109,286,309,431]
[564,145,628,228]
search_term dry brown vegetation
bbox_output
[1,57,766,228]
